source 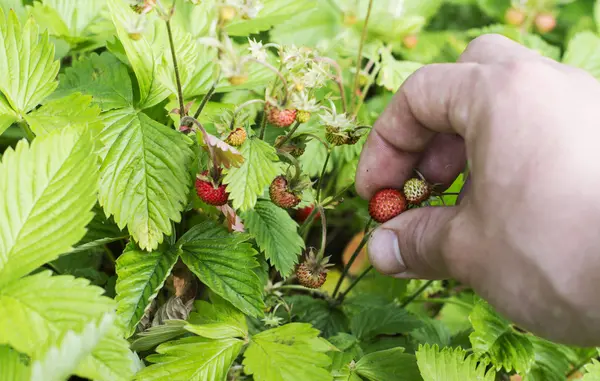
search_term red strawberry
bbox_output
[403,178,431,205]
[266,103,297,128]
[368,188,408,223]
[195,171,229,206]
[269,175,301,208]
[296,205,320,223]
[296,249,333,289]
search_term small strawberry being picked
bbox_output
[296,249,333,289]
[195,170,229,206]
[269,175,302,208]
[368,188,408,223]
[403,177,432,205]
[265,103,297,128]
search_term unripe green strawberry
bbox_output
[269,175,301,208]
[368,188,408,223]
[325,125,349,146]
[403,177,431,205]
[226,128,247,147]
[296,110,311,123]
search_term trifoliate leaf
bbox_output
[75,325,141,381]
[349,305,423,341]
[0,345,30,381]
[523,337,578,381]
[98,108,195,251]
[115,243,180,338]
[469,299,534,374]
[136,336,244,381]
[583,359,600,380]
[0,127,99,286]
[186,296,248,340]
[243,323,334,381]
[0,8,59,114]
[286,295,349,337]
[178,220,265,317]
[355,347,422,381]
[0,94,18,136]
[24,93,103,137]
[226,0,318,36]
[30,313,115,381]
[223,137,280,212]
[130,320,187,352]
[52,52,134,110]
[0,271,115,356]
[563,32,600,80]
[241,200,305,277]
[377,49,423,92]
[107,0,169,109]
[416,344,496,381]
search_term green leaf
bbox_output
[179,220,265,317]
[226,0,318,36]
[469,299,534,374]
[107,0,169,108]
[75,325,140,381]
[31,0,107,40]
[0,0,28,23]
[286,295,349,338]
[377,49,423,92]
[563,31,600,80]
[115,242,180,338]
[52,52,134,110]
[416,344,496,381]
[0,127,99,286]
[523,337,578,381]
[270,1,341,47]
[131,320,187,352]
[355,347,422,381]
[98,109,195,251]
[349,305,423,341]
[583,359,600,380]
[410,319,452,348]
[185,296,248,340]
[243,323,334,381]
[135,336,244,381]
[241,200,305,277]
[24,93,103,137]
[0,94,18,136]
[328,333,362,372]
[223,137,279,212]
[0,271,115,356]
[0,8,60,114]
[0,345,30,381]
[30,313,114,381]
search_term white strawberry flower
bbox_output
[319,102,354,130]
[291,91,319,113]
[248,38,267,61]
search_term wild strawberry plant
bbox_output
[1,0,600,380]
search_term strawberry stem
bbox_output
[314,56,347,113]
[350,0,374,111]
[193,77,219,119]
[276,150,302,185]
[274,121,301,148]
[400,280,435,308]
[316,204,327,262]
[315,150,331,203]
[337,265,373,301]
[246,58,290,106]
[180,116,220,179]
[165,18,185,119]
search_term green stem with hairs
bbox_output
[165,19,185,118]
[315,150,331,203]
[193,81,218,119]
[400,280,435,308]
[337,265,373,301]
[274,121,301,148]
[316,204,327,261]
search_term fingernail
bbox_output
[368,228,406,275]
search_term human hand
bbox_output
[355,34,600,346]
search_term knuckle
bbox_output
[463,34,511,56]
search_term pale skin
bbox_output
[356,34,600,346]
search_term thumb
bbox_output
[367,206,460,279]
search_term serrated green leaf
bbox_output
[241,200,304,277]
[523,336,578,381]
[136,336,244,381]
[0,8,59,114]
[31,313,114,381]
[178,220,265,317]
[98,109,195,251]
[75,325,140,381]
[286,295,349,337]
[115,243,180,337]
[270,1,340,47]
[355,347,422,381]
[377,49,422,92]
[416,344,496,381]
[108,0,169,108]
[469,299,534,374]
[563,32,600,80]
[328,333,362,372]
[32,0,107,40]
[131,320,188,352]
[223,138,279,212]
[0,127,99,286]
[243,323,334,381]
[186,295,248,340]
[0,345,30,381]
[583,359,600,380]
[0,0,28,22]
[350,305,423,341]
[52,52,134,110]
[300,138,332,177]
[0,271,115,356]
[24,93,103,137]
[226,0,318,36]
[411,319,452,348]
[0,94,18,136]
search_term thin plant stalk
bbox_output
[246,57,290,105]
[274,121,301,148]
[316,204,327,260]
[400,280,435,308]
[337,265,373,301]
[181,116,219,179]
[315,56,347,113]
[193,80,218,119]
[165,19,185,117]
[258,105,268,139]
[350,0,374,109]
[315,150,331,203]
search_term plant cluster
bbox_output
[1,0,600,380]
